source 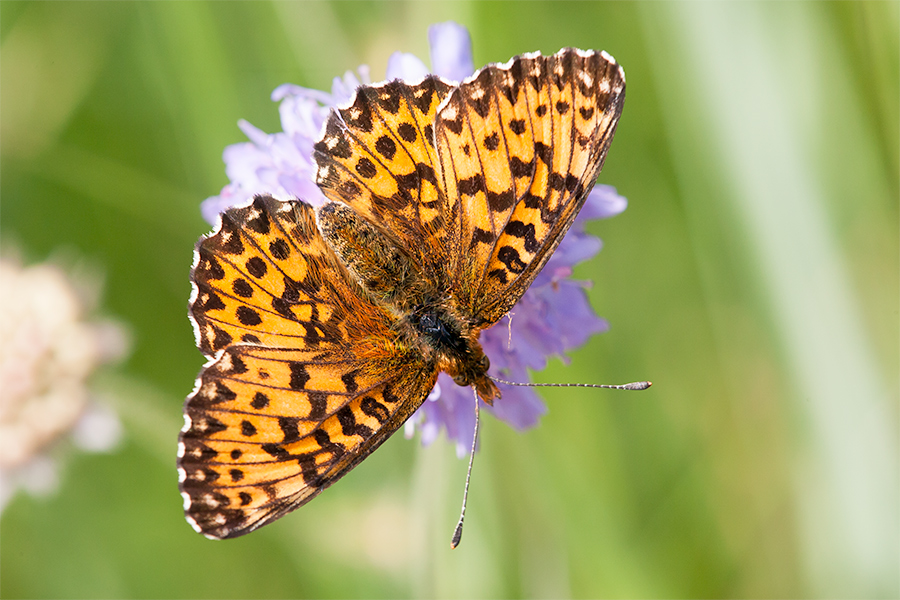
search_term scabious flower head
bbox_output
[201,22,627,456]
[0,255,127,511]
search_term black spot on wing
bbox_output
[236,306,262,326]
[397,122,417,142]
[360,396,390,424]
[271,296,296,321]
[246,257,267,278]
[382,385,401,404]
[497,246,526,274]
[487,188,515,212]
[355,157,377,178]
[375,135,397,160]
[269,239,290,260]
[339,180,362,199]
[416,162,437,185]
[308,391,327,420]
[510,156,534,178]
[341,371,359,394]
[522,193,542,209]
[534,142,552,165]
[504,220,540,253]
[394,171,419,192]
[289,362,310,390]
[232,278,253,298]
[279,417,301,444]
[262,443,290,460]
[336,406,373,438]
[241,420,257,437]
[251,392,270,409]
[471,228,495,246]
[458,174,485,196]
[547,172,565,191]
[488,268,509,284]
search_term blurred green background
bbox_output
[2,1,897,598]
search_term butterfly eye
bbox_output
[479,354,490,371]
[452,373,470,387]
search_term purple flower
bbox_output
[201,22,627,457]
[428,22,475,82]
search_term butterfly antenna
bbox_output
[451,387,480,549]
[490,377,652,391]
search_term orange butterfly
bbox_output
[178,48,625,539]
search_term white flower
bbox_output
[0,256,128,510]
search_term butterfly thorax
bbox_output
[405,302,500,405]
[316,201,500,404]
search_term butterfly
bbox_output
[178,48,625,539]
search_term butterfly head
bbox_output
[471,372,501,406]
[416,308,498,405]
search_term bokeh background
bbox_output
[2,1,897,598]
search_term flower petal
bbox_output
[386,52,430,81]
[428,22,475,81]
[579,184,628,221]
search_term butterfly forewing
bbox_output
[433,75,510,301]
[435,49,625,325]
[180,196,435,539]
[314,77,453,280]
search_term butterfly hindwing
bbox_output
[180,345,436,539]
